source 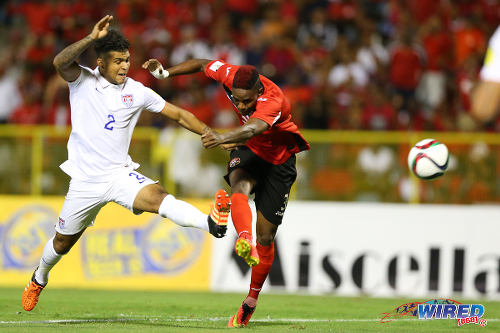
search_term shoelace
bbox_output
[27,282,43,293]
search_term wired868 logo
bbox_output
[380,299,487,327]
[418,302,487,327]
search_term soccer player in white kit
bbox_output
[22,15,230,311]
[472,26,500,122]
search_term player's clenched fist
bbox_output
[201,129,222,148]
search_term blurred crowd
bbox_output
[0,0,499,131]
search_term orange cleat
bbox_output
[235,237,260,267]
[207,189,231,238]
[22,269,45,311]
[228,302,256,328]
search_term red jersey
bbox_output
[204,60,310,165]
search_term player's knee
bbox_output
[53,234,76,254]
[256,233,275,246]
[231,184,252,196]
[135,184,168,213]
[229,172,255,195]
[151,188,168,211]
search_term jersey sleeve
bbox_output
[480,26,500,82]
[251,98,282,127]
[143,87,166,113]
[67,65,92,90]
[204,60,235,86]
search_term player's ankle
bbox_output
[244,296,258,308]
[238,231,252,241]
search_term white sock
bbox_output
[35,236,62,285]
[158,194,209,231]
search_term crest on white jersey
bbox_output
[122,94,134,108]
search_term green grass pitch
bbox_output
[1,287,499,332]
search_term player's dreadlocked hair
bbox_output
[94,30,130,57]
[233,65,260,90]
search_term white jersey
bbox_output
[60,66,165,181]
[480,26,500,82]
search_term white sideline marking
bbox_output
[1,317,499,325]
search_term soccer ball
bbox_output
[408,139,449,179]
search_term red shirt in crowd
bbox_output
[204,60,310,165]
[389,45,422,90]
[9,103,42,125]
[423,32,452,71]
[454,26,486,67]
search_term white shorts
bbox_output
[56,167,157,235]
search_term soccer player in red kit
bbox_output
[143,58,310,327]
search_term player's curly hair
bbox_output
[94,30,130,57]
[233,65,260,90]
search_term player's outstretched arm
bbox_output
[201,118,269,149]
[53,15,113,82]
[143,59,212,79]
[471,80,500,123]
[160,101,210,135]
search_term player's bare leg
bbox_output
[22,229,85,311]
[134,183,229,237]
[229,211,277,327]
[229,169,260,266]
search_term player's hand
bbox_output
[201,129,222,148]
[89,15,113,40]
[142,59,162,72]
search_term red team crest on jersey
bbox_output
[229,157,240,168]
[121,94,134,108]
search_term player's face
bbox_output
[232,87,259,116]
[98,50,130,85]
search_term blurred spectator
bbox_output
[456,57,479,114]
[262,37,297,85]
[302,94,330,130]
[416,15,452,110]
[9,67,43,124]
[178,80,214,127]
[225,0,258,29]
[170,25,211,65]
[210,17,244,65]
[297,35,329,85]
[356,27,389,77]
[9,90,43,125]
[362,84,396,130]
[297,7,338,51]
[241,18,265,67]
[328,38,369,88]
[0,51,22,123]
[257,3,287,44]
[43,74,70,126]
[282,69,314,127]
[453,16,486,68]
[388,30,424,112]
[328,0,357,20]
[13,0,53,35]
[408,0,446,25]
